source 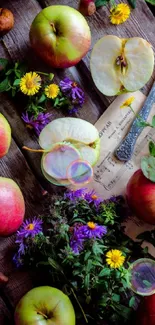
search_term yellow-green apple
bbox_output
[0,8,14,36]
[0,177,25,236]
[126,169,155,224]
[0,113,11,158]
[14,286,76,325]
[29,5,91,68]
[39,117,100,185]
[90,35,154,96]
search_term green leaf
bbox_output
[86,259,93,272]
[152,115,155,127]
[129,296,136,308]
[84,251,91,261]
[99,268,111,277]
[0,78,9,92]
[84,274,90,289]
[95,0,109,7]
[49,73,54,81]
[141,156,155,182]
[5,69,14,76]
[38,94,46,104]
[0,58,9,69]
[145,0,155,5]
[127,0,137,8]
[112,294,120,303]
[13,79,20,86]
[149,141,155,157]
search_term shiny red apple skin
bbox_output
[14,286,76,325]
[0,177,25,236]
[126,169,155,224]
[30,5,91,69]
[0,8,14,36]
[136,295,155,325]
[0,113,11,158]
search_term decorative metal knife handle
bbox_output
[115,81,155,162]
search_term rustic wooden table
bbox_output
[0,0,155,323]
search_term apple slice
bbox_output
[90,35,154,96]
[39,117,99,149]
[76,138,100,166]
[41,163,71,186]
[42,142,81,180]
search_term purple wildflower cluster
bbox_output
[60,77,85,114]
[22,112,52,136]
[64,188,103,209]
[70,222,107,254]
[13,217,43,268]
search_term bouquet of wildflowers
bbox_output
[0,58,85,135]
[13,188,144,324]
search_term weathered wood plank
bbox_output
[0,138,44,311]
[0,297,12,324]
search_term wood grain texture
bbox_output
[0,0,155,323]
[0,138,44,315]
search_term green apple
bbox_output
[30,5,91,68]
[14,286,76,325]
[0,113,11,158]
[90,35,154,96]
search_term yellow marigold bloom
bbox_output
[20,72,41,96]
[106,249,125,269]
[110,3,131,25]
[45,84,60,99]
[120,96,135,108]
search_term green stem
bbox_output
[129,104,152,127]
[110,0,116,7]
[71,288,88,324]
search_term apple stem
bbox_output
[22,146,48,153]
[37,310,48,319]
[50,22,56,33]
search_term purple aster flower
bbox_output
[59,77,85,107]
[84,190,103,208]
[70,225,84,254]
[64,188,87,201]
[13,253,23,268]
[22,112,52,136]
[16,217,43,239]
[80,222,107,239]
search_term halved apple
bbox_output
[39,117,100,186]
[90,35,154,96]
[42,142,81,180]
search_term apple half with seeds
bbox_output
[90,35,154,96]
[39,117,100,186]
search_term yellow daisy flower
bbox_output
[120,96,135,108]
[106,249,125,269]
[20,72,41,96]
[110,3,131,25]
[45,84,60,99]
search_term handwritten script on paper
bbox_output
[87,91,155,256]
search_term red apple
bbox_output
[30,5,91,69]
[14,286,76,325]
[0,177,25,236]
[0,8,14,36]
[0,113,11,158]
[126,169,155,224]
[136,295,155,325]
[79,0,96,16]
